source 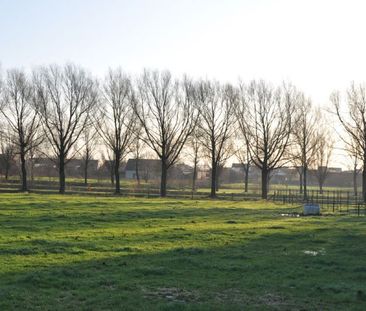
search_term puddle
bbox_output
[280,213,300,217]
[303,248,326,256]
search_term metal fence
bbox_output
[274,189,366,215]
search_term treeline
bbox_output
[0,64,364,201]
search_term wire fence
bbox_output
[274,189,366,216]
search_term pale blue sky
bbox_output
[1,0,366,107]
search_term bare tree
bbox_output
[131,124,145,186]
[346,139,361,197]
[101,151,115,185]
[235,140,251,193]
[97,69,136,194]
[188,128,201,192]
[236,80,295,199]
[182,125,203,192]
[313,128,333,194]
[0,69,42,191]
[0,128,16,180]
[194,81,236,198]
[215,162,225,192]
[34,64,98,194]
[27,139,40,183]
[291,95,320,200]
[98,69,136,194]
[331,84,366,202]
[134,70,198,197]
[80,128,98,185]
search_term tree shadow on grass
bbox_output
[1,227,366,311]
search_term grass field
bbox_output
[0,194,365,310]
[2,176,359,193]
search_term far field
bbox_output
[0,177,359,201]
[0,194,365,310]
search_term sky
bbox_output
[1,0,366,167]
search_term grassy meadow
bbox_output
[0,194,365,310]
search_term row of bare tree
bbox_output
[0,64,364,201]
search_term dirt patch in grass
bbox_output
[143,287,199,303]
[260,293,286,306]
[214,289,250,304]
[214,289,291,308]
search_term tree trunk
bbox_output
[160,160,167,197]
[215,166,220,192]
[192,159,197,192]
[5,164,9,180]
[110,162,115,185]
[353,164,358,197]
[20,149,27,192]
[319,177,324,194]
[210,159,217,198]
[303,165,308,201]
[114,157,120,194]
[261,168,269,199]
[84,159,88,185]
[30,160,34,182]
[144,170,149,183]
[135,158,140,185]
[299,168,303,194]
[59,154,66,194]
[362,160,366,203]
[244,163,249,193]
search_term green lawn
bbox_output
[0,194,365,310]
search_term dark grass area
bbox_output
[0,194,365,310]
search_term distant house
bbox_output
[0,153,18,178]
[230,163,261,183]
[125,159,195,181]
[32,158,57,177]
[270,167,298,184]
[31,157,99,178]
[125,159,161,181]
[197,168,210,180]
[170,163,193,180]
[231,163,246,172]
[65,158,99,177]
[98,159,114,177]
[326,167,342,173]
[231,163,260,174]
